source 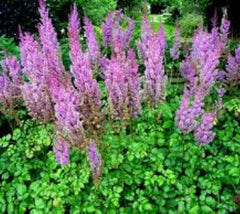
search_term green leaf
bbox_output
[86,206,95,213]
[229,168,240,177]
[189,205,199,214]
[35,198,45,209]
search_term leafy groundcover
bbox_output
[0,86,239,214]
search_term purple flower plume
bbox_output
[170,25,181,60]
[53,137,70,165]
[220,16,230,45]
[0,57,22,110]
[38,0,65,87]
[102,11,134,52]
[88,140,102,180]
[68,5,82,58]
[225,44,240,86]
[176,27,223,144]
[19,32,54,123]
[84,16,100,67]
[102,11,114,46]
[138,16,167,106]
[194,113,216,145]
[68,7,102,131]
[104,48,141,120]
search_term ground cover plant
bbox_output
[0,0,240,213]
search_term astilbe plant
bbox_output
[18,1,103,170]
[176,26,224,144]
[138,15,167,106]
[194,112,216,145]
[194,88,225,145]
[0,57,22,124]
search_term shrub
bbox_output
[180,13,203,37]
[47,0,117,27]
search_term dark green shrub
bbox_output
[47,0,117,28]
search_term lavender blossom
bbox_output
[194,113,216,145]
[170,25,181,60]
[53,137,70,165]
[88,140,102,180]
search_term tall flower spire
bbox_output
[138,16,167,106]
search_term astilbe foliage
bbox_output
[138,15,167,106]
[176,26,224,144]
[170,25,181,60]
